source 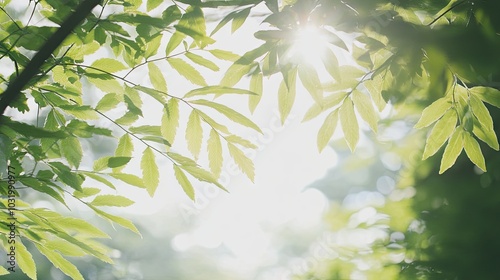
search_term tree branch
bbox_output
[0,0,101,119]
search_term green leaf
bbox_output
[472,118,499,151]
[108,173,145,188]
[49,162,83,191]
[470,86,500,108]
[209,49,240,61]
[185,52,220,71]
[1,117,67,138]
[167,152,198,166]
[196,110,230,134]
[422,110,457,160]
[317,110,339,152]
[95,93,121,112]
[90,206,141,236]
[298,64,323,103]
[168,58,207,86]
[60,105,99,120]
[220,63,255,87]
[141,147,159,196]
[89,58,127,73]
[364,75,387,111]
[147,0,162,11]
[145,33,163,58]
[278,80,296,125]
[165,31,186,55]
[134,85,167,103]
[339,99,359,152]
[181,165,228,192]
[61,137,83,168]
[470,94,494,130]
[19,177,67,207]
[463,132,487,172]
[35,244,84,280]
[208,129,223,178]
[190,99,262,133]
[303,92,347,122]
[161,98,180,145]
[226,135,257,149]
[186,111,203,158]
[114,134,133,172]
[323,48,341,82]
[227,142,254,182]
[93,156,131,171]
[231,7,251,33]
[184,86,257,98]
[440,129,464,174]
[414,97,452,129]
[73,187,101,198]
[91,195,134,207]
[174,165,195,201]
[81,173,115,189]
[129,125,162,136]
[352,90,378,133]
[249,72,263,113]
[51,216,110,238]
[148,63,168,93]
[16,238,37,280]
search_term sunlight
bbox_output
[290,25,329,65]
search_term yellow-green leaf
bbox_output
[148,63,168,93]
[114,134,133,172]
[168,58,207,86]
[182,165,228,191]
[165,31,186,55]
[364,75,387,111]
[470,94,494,130]
[226,134,257,149]
[339,99,359,152]
[17,240,37,280]
[298,63,323,103]
[463,132,486,172]
[109,173,145,188]
[352,90,378,133]
[91,206,141,236]
[36,245,84,280]
[472,118,499,151]
[278,79,296,125]
[302,92,347,122]
[440,128,464,174]
[190,99,262,133]
[96,93,121,112]
[161,98,180,145]
[141,147,159,196]
[317,110,339,152]
[470,86,500,108]
[423,109,457,160]
[185,52,220,71]
[414,97,452,129]
[249,72,263,113]
[174,165,195,201]
[186,111,203,158]
[208,129,223,178]
[89,58,127,73]
[61,137,82,168]
[0,266,9,275]
[147,0,162,11]
[91,195,134,207]
[184,86,257,98]
[228,142,254,182]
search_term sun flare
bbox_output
[291,25,329,65]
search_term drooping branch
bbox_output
[0,0,101,119]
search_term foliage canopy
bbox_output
[0,0,499,278]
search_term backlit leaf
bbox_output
[317,110,339,152]
[168,58,207,86]
[440,128,464,174]
[352,90,378,133]
[249,72,263,113]
[423,110,457,160]
[184,86,257,98]
[174,165,195,201]
[91,195,134,207]
[61,137,83,168]
[228,142,254,182]
[182,165,228,192]
[471,86,500,108]
[16,240,37,280]
[414,97,452,129]
[208,129,223,178]
[339,99,359,152]
[36,245,84,280]
[470,94,494,130]
[463,132,486,172]
[141,147,159,196]
[278,80,296,125]
[185,52,220,71]
[161,98,180,145]
[148,63,168,93]
[96,93,121,112]
[186,111,203,158]
[109,173,145,188]
[89,58,127,73]
[298,63,323,103]
[190,99,262,133]
[91,206,141,236]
